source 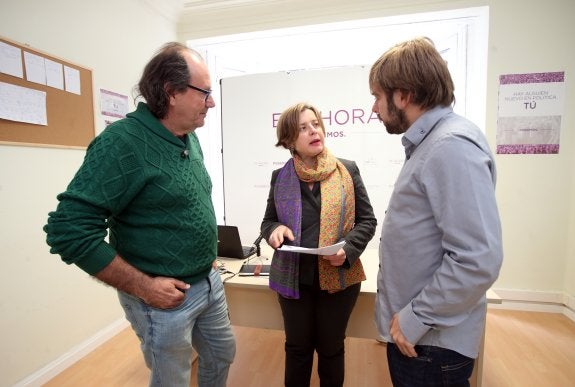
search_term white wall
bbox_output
[1,0,573,385]
[0,0,177,385]
[485,0,574,301]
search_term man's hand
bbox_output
[390,313,418,357]
[141,277,190,309]
[95,255,190,309]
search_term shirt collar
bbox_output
[401,106,453,158]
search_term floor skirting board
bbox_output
[490,288,575,322]
[13,318,129,387]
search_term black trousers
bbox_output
[277,282,361,387]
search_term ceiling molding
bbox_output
[141,0,184,22]
[182,0,283,12]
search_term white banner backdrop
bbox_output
[221,66,405,247]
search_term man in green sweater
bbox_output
[44,42,235,387]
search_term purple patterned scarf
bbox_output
[269,159,302,299]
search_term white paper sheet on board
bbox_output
[0,41,23,78]
[0,81,47,125]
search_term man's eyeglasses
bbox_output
[187,84,212,103]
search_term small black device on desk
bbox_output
[238,263,271,276]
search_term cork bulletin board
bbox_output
[0,36,95,148]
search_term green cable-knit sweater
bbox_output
[44,102,216,284]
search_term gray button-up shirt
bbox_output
[376,106,503,358]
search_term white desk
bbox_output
[218,247,500,387]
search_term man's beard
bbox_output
[382,100,410,135]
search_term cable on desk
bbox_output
[216,259,239,282]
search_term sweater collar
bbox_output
[127,102,186,147]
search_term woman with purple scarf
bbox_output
[260,102,377,387]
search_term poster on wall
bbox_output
[100,88,128,118]
[220,66,404,246]
[496,71,565,154]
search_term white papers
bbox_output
[64,65,81,95]
[0,41,23,78]
[24,51,46,85]
[45,59,64,90]
[0,81,47,125]
[278,240,346,255]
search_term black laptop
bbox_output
[217,225,257,259]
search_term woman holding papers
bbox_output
[260,102,377,387]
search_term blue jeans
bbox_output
[387,343,474,387]
[118,268,236,387]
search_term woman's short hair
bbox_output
[135,42,202,119]
[369,37,455,109]
[275,103,326,150]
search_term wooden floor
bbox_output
[44,309,575,387]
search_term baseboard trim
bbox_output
[489,288,575,322]
[13,318,129,387]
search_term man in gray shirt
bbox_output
[369,37,503,386]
